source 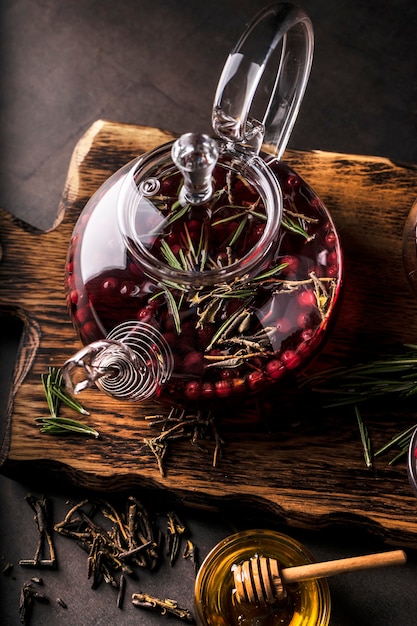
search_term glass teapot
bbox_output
[63,3,343,405]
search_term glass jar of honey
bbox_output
[194,529,331,626]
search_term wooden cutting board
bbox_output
[2,120,417,547]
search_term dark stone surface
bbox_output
[1,1,417,624]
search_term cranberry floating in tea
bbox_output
[63,3,343,405]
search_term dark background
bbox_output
[1,1,417,624]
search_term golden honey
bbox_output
[194,529,331,626]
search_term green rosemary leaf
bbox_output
[229,215,248,247]
[281,216,310,239]
[374,423,417,458]
[50,384,90,415]
[36,417,99,438]
[160,240,183,270]
[40,366,98,438]
[178,246,191,271]
[388,448,408,465]
[166,202,190,225]
[251,262,289,282]
[206,304,248,350]
[163,287,182,334]
[41,372,58,418]
[198,226,208,271]
[355,405,373,468]
[301,345,417,465]
[211,209,250,225]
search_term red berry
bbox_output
[286,173,300,188]
[120,280,137,296]
[265,359,285,380]
[75,305,92,325]
[184,381,202,401]
[82,320,98,342]
[281,255,299,274]
[297,341,312,357]
[221,369,236,380]
[198,325,215,347]
[202,382,216,399]
[281,350,302,369]
[136,307,154,324]
[327,250,338,266]
[187,219,201,233]
[247,371,265,390]
[297,311,311,329]
[325,231,337,247]
[327,264,339,278]
[297,289,316,307]
[301,328,315,342]
[101,277,119,293]
[215,380,232,398]
[129,262,144,277]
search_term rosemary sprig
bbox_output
[374,423,417,465]
[281,215,310,240]
[39,367,99,438]
[355,405,373,468]
[36,416,99,438]
[301,345,417,464]
[301,345,417,405]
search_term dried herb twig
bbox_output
[132,592,195,622]
[19,581,49,625]
[166,511,186,566]
[19,494,56,569]
[54,498,161,590]
[143,408,224,476]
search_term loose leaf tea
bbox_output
[19,581,49,625]
[19,494,56,569]
[54,496,195,596]
[131,593,195,622]
[143,407,224,476]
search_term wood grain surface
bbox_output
[2,120,417,547]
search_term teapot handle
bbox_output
[212,3,314,159]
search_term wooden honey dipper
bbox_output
[232,549,407,604]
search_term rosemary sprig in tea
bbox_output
[39,367,99,438]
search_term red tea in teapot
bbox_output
[63,3,343,406]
